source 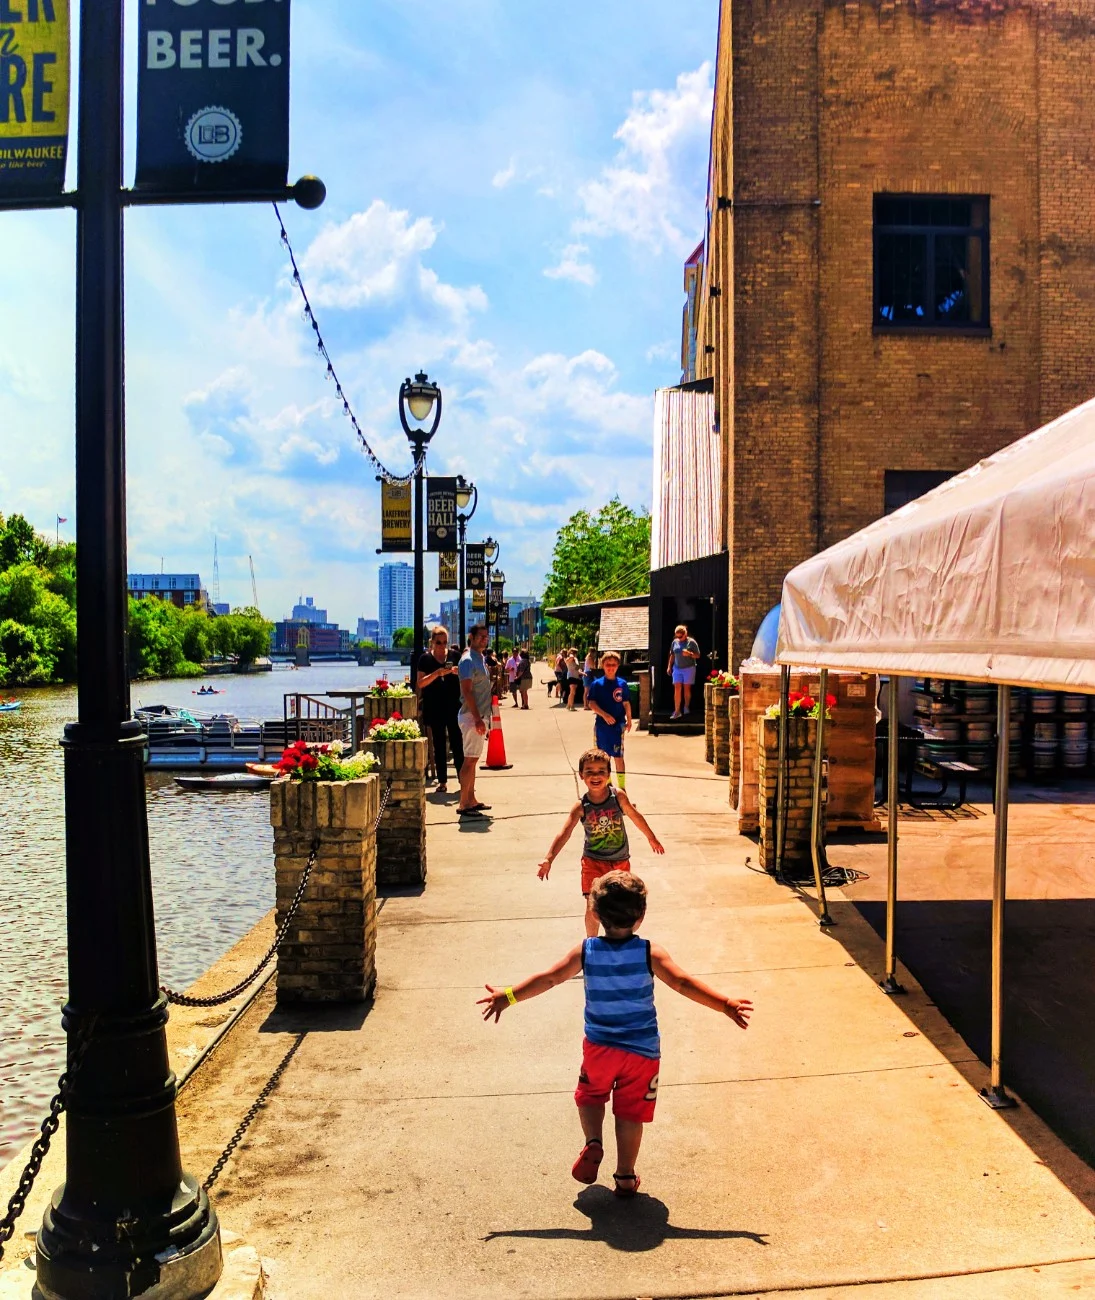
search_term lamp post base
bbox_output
[36,1175,221,1300]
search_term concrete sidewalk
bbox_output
[166,703,1095,1298]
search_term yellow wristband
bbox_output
[505,987,517,1006]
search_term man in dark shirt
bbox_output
[417,625,464,794]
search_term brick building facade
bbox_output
[693,0,1095,664]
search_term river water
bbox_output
[0,661,391,1171]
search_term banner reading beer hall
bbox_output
[0,0,70,198]
[136,0,290,192]
[425,478,457,553]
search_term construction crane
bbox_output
[248,555,259,610]
[211,537,221,608]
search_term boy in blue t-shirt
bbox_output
[585,650,631,790]
[479,871,752,1196]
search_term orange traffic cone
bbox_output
[485,695,512,769]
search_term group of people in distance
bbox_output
[478,629,752,1202]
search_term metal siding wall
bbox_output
[651,389,721,570]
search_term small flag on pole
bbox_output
[57,516,67,524]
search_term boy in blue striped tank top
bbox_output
[479,872,752,1197]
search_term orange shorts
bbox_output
[581,857,631,895]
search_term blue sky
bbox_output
[0,0,718,626]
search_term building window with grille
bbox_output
[874,196,989,331]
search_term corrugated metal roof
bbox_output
[650,387,722,570]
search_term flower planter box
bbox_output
[359,694,417,726]
[711,685,738,777]
[361,737,428,888]
[728,694,742,808]
[270,775,379,1004]
[757,716,825,876]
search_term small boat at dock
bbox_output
[0,700,22,713]
[173,773,272,793]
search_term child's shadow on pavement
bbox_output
[482,1186,769,1254]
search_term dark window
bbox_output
[874,195,989,330]
[884,469,958,514]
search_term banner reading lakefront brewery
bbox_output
[425,477,457,552]
[465,544,485,591]
[472,588,486,612]
[438,552,458,591]
[380,480,412,553]
[0,0,70,198]
[136,0,290,193]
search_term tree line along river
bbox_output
[0,662,387,1170]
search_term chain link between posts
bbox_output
[0,777,395,1244]
[0,1014,98,1262]
[273,204,426,484]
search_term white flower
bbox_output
[328,740,345,756]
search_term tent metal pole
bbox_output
[981,683,1017,1110]
[809,667,834,927]
[775,665,790,880]
[880,675,905,994]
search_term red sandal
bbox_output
[571,1139,603,1184]
[613,1172,641,1198]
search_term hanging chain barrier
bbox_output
[204,1032,306,1193]
[273,204,425,484]
[0,1013,99,1262]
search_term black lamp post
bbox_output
[483,537,499,646]
[398,372,442,687]
[492,569,507,653]
[455,476,477,650]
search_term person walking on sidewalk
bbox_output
[416,625,463,796]
[479,871,752,1197]
[666,624,700,719]
[537,747,663,937]
[516,647,534,709]
[582,647,600,710]
[565,646,582,710]
[505,648,521,707]
[457,624,493,820]
[585,649,630,790]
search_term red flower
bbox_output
[389,712,402,722]
[800,695,816,712]
[300,753,319,772]
[826,694,837,709]
[788,691,804,706]
[370,717,384,730]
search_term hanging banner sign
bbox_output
[0,0,70,198]
[380,480,412,553]
[425,478,457,552]
[438,552,458,591]
[472,588,486,612]
[136,0,290,194]
[465,544,485,591]
[499,603,511,622]
[489,580,503,607]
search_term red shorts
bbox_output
[574,1038,660,1123]
[581,857,631,895]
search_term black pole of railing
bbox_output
[35,3,222,1296]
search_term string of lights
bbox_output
[273,203,425,484]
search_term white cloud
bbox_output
[492,157,519,188]
[645,340,678,363]
[543,243,598,286]
[573,63,713,257]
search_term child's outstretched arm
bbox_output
[537,801,583,879]
[617,790,664,855]
[479,944,584,1022]
[650,943,753,1029]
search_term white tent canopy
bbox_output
[777,396,1095,692]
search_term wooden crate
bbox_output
[736,666,880,834]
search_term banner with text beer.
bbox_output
[136,0,290,193]
[0,0,69,198]
[465,544,485,592]
[380,480,412,553]
[438,552,458,591]
[425,477,457,553]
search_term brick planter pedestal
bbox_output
[704,683,715,764]
[361,737,427,887]
[360,694,418,727]
[728,694,742,808]
[712,686,737,776]
[758,716,826,877]
[271,775,379,1004]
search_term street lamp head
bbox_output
[494,569,506,585]
[484,537,499,564]
[455,475,476,513]
[399,371,443,442]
